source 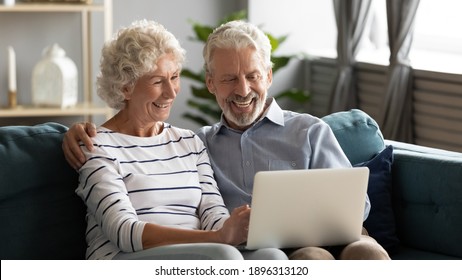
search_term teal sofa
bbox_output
[1,109,461,259]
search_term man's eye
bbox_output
[247,75,258,81]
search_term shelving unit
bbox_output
[0,0,113,122]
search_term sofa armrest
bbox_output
[0,123,86,259]
[390,142,462,259]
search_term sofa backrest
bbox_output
[0,122,86,259]
[322,109,385,164]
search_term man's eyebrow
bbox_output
[221,70,260,77]
[219,74,236,79]
[246,70,260,75]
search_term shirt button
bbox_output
[291,162,296,167]
[246,161,251,166]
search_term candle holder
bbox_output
[8,90,17,109]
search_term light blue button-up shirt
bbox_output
[196,98,370,220]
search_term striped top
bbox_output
[76,124,229,260]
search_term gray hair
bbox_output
[202,20,273,73]
[203,20,273,75]
[97,19,186,110]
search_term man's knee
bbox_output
[340,237,390,260]
[289,247,335,260]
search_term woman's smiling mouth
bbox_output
[153,102,169,108]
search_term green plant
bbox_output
[182,10,309,126]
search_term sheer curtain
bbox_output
[329,0,372,113]
[377,0,420,141]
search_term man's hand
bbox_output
[62,122,97,170]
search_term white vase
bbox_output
[32,44,78,108]
[4,0,15,7]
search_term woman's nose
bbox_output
[163,81,178,98]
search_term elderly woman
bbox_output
[75,20,250,260]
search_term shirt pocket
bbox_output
[268,158,307,171]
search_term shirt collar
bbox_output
[212,97,284,137]
[264,98,285,126]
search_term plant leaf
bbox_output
[181,69,205,83]
[276,35,288,45]
[271,56,291,73]
[182,112,211,127]
[186,99,222,120]
[220,10,247,24]
[191,86,215,100]
[266,33,280,53]
[274,88,310,103]
[192,24,214,42]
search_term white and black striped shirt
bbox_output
[76,124,229,259]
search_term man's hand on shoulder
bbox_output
[62,122,97,170]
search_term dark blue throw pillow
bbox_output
[355,145,399,253]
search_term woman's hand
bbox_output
[217,204,251,245]
[141,206,250,249]
[62,122,97,170]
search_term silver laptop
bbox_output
[244,167,369,250]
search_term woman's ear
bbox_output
[122,85,132,100]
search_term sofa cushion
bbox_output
[0,123,86,259]
[356,145,400,253]
[322,109,385,165]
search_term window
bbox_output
[250,0,462,74]
[356,0,389,65]
[358,0,462,74]
[411,0,462,74]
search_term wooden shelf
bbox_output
[0,0,113,123]
[0,103,113,118]
[0,3,105,12]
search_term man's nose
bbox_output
[235,78,251,97]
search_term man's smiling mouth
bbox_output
[232,99,253,108]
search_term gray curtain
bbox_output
[329,0,372,113]
[377,0,420,141]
